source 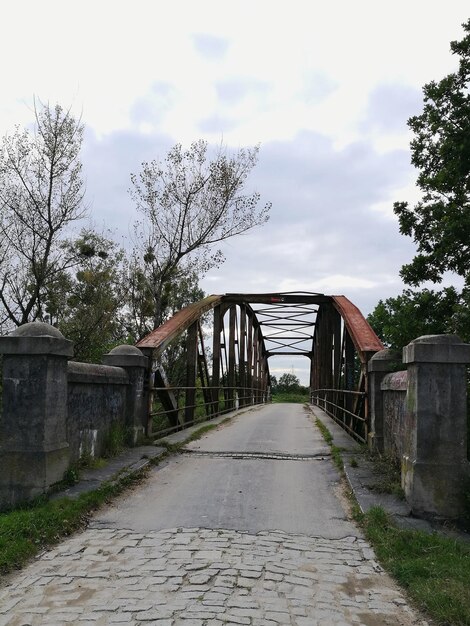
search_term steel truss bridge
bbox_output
[136,292,383,444]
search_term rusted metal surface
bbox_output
[332,295,383,361]
[309,295,383,442]
[137,291,384,442]
[136,295,223,355]
[311,388,368,443]
[154,366,179,427]
[222,292,330,305]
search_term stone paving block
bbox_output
[0,527,430,626]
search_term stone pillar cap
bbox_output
[410,334,462,344]
[403,333,470,364]
[368,348,400,372]
[0,322,73,356]
[103,345,148,368]
[10,321,65,339]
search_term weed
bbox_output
[0,469,147,576]
[102,424,127,458]
[331,445,344,472]
[61,467,80,487]
[315,409,470,626]
[363,450,405,500]
[358,506,470,626]
[314,417,344,473]
[314,417,334,446]
[0,415,231,577]
[350,457,358,468]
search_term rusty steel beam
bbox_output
[331,295,383,362]
[266,351,312,357]
[246,312,253,400]
[211,304,223,415]
[154,366,180,428]
[222,293,330,305]
[185,321,198,424]
[197,323,213,417]
[228,305,236,410]
[136,295,222,356]
[136,292,380,440]
[239,306,247,406]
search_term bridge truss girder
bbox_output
[136,292,383,441]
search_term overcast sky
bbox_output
[1,1,468,382]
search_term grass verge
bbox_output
[314,417,343,472]
[359,506,470,626]
[0,417,233,577]
[0,470,147,576]
[313,412,470,626]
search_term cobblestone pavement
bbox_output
[0,526,429,626]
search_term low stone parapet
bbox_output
[0,323,148,511]
[369,333,470,520]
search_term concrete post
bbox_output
[367,349,398,453]
[102,345,149,445]
[402,334,470,519]
[0,322,73,510]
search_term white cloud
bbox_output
[1,0,468,381]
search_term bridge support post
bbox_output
[185,321,198,424]
[102,345,149,444]
[368,349,398,453]
[228,305,236,410]
[247,315,253,404]
[211,305,222,415]
[0,322,72,511]
[239,306,247,406]
[402,334,470,519]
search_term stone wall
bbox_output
[67,362,129,463]
[0,322,148,511]
[381,370,407,461]
[369,335,470,520]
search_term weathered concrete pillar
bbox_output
[0,322,73,510]
[102,345,149,445]
[402,334,470,519]
[368,349,398,453]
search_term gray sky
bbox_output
[1,1,468,382]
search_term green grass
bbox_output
[0,415,236,577]
[0,470,146,576]
[271,392,310,403]
[314,417,344,471]
[313,412,470,626]
[357,506,470,626]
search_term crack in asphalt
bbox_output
[180,449,331,461]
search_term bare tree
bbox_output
[0,101,86,329]
[129,139,271,333]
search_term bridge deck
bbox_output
[0,405,426,625]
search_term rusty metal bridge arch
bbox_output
[136,292,383,443]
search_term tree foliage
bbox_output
[56,230,127,362]
[0,101,86,330]
[394,19,470,286]
[367,287,470,351]
[269,375,278,393]
[277,373,301,393]
[129,140,271,334]
[126,256,204,341]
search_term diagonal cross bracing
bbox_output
[136,291,383,442]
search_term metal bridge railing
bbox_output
[311,388,367,444]
[150,385,268,438]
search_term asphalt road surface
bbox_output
[1,404,428,626]
[94,404,355,538]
